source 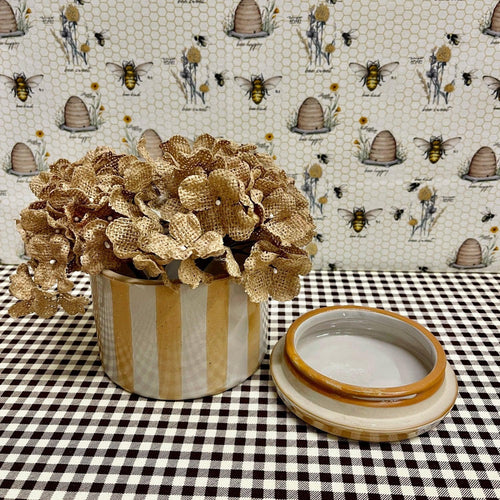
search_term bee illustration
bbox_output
[391,207,405,221]
[315,234,324,243]
[194,35,207,47]
[446,33,460,45]
[0,73,43,102]
[413,136,461,163]
[462,71,475,87]
[317,153,329,164]
[349,60,399,91]
[407,182,421,192]
[333,185,346,199]
[483,76,500,100]
[74,0,87,4]
[234,74,282,105]
[94,30,109,47]
[214,71,227,87]
[418,266,430,273]
[106,60,153,90]
[338,207,383,233]
[328,263,337,271]
[341,29,358,47]
[481,209,496,223]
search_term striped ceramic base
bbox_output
[90,271,267,400]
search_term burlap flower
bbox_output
[178,170,257,240]
[25,234,73,292]
[81,219,122,275]
[243,241,312,302]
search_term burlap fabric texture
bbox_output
[9,134,316,318]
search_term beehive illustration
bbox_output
[484,2,500,37]
[450,238,485,268]
[363,130,400,166]
[292,98,329,135]
[140,129,163,160]
[9,143,38,176]
[61,96,97,132]
[0,0,21,38]
[228,0,267,39]
[462,146,499,181]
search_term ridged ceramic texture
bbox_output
[64,96,90,128]
[11,143,36,174]
[90,272,268,400]
[0,0,16,34]
[233,0,262,35]
[140,128,163,160]
[490,1,500,32]
[296,98,324,131]
[369,131,397,162]
[467,146,497,178]
[455,238,482,266]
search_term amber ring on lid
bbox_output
[270,305,458,442]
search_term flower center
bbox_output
[74,216,80,222]
[179,245,187,251]
[271,265,278,274]
[49,259,57,265]
[107,216,113,221]
[104,242,111,249]
[215,198,221,206]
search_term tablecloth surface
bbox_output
[0,265,499,499]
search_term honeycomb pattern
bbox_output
[0,0,498,272]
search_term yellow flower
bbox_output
[99,105,105,111]
[35,130,44,138]
[45,152,50,157]
[318,196,328,205]
[336,106,341,112]
[353,139,360,145]
[272,155,277,160]
[330,83,339,92]
[408,218,418,226]
[436,45,451,63]
[308,163,322,179]
[80,43,90,53]
[199,83,209,93]
[490,226,499,234]
[90,82,99,91]
[265,133,274,141]
[274,8,279,14]
[314,4,330,23]
[359,116,368,125]
[26,8,31,14]
[122,138,128,143]
[65,5,80,23]
[418,186,433,202]
[494,246,499,252]
[444,83,455,93]
[325,43,335,54]
[123,115,132,124]
[186,47,201,64]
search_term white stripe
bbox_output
[129,284,159,398]
[93,275,118,382]
[226,281,249,386]
[259,301,268,362]
[180,284,208,398]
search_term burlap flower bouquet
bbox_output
[9,134,316,319]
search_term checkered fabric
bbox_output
[1,265,499,500]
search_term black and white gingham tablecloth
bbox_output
[1,265,499,499]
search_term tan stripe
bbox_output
[206,279,230,393]
[247,298,261,374]
[156,286,182,399]
[110,279,134,391]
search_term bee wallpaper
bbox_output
[0,0,499,272]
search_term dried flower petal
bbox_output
[58,294,89,315]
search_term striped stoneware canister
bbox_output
[90,270,268,400]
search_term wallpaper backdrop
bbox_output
[0,0,499,272]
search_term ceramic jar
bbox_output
[91,270,268,400]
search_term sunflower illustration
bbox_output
[330,83,339,92]
[490,226,499,234]
[35,130,44,138]
[265,133,274,141]
[123,115,132,124]
[359,116,368,125]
